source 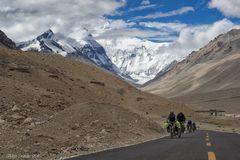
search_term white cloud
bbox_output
[141,0,151,5]
[0,0,126,41]
[156,19,239,60]
[134,6,194,19]
[95,26,171,40]
[129,4,157,12]
[129,0,158,12]
[87,19,136,38]
[209,0,240,18]
[0,0,175,44]
[140,22,188,32]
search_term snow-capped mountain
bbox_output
[17,29,132,81]
[142,60,178,86]
[17,29,182,84]
[98,38,179,84]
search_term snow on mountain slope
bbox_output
[17,29,185,84]
[98,38,179,84]
[17,29,134,81]
[17,29,81,56]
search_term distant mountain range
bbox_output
[143,28,240,113]
[3,28,240,88]
[16,29,182,84]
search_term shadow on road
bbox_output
[162,133,198,140]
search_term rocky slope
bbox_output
[0,30,16,49]
[143,29,240,113]
[0,31,192,159]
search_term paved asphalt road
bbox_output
[68,130,240,160]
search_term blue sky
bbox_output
[102,0,240,42]
[110,0,239,24]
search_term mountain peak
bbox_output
[45,29,54,35]
[82,27,93,38]
[37,29,54,40]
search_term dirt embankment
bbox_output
[0,45,193,159]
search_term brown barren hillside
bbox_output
[143,29,240,114]
[0,44,193,159]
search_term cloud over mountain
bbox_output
[0,0,126,41]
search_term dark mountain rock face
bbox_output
[0,30,16,49]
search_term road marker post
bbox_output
[208,152,216,160]
[206,142,211,146]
